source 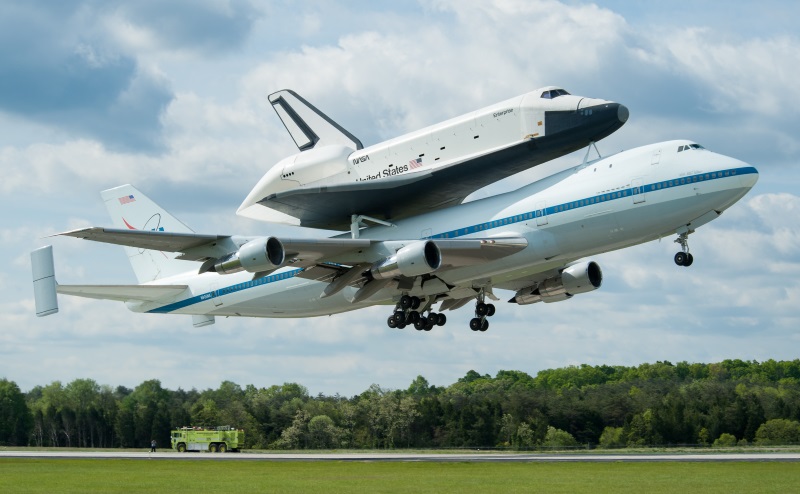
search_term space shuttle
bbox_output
[238,87,629,232]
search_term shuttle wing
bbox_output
[251,139,561,230]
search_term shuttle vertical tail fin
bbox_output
[268,89,363,151]
[100,185,197,283]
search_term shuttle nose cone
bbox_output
[617,104,629,124]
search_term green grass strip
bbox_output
[1,459,799,493]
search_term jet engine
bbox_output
[370,240,442,280]
[213,237,285,275]
[512,261,602,305]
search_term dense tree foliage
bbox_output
[3,359,800,449]
[0,378,32,445]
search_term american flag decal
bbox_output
[409,157,423,169]
[118,195,136,205]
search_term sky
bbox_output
[1,0,798,396]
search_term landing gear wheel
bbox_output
[673,231,693,267]
[480,319,489,332]
[396,322,407,329]
[436,313,447,326]
[475,302,488,317]
[486,304,496,317]
[414,319,427,331]
[408,311,421,324]
[410,296,421,310]
[427,313,439,326]
[393,311,406,325]
[470,318,482,331]
[387,316,397,328]
[424,321,433,331]
[400,295,412,310]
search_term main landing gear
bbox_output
[673,231,694,267]
[386,295,447,332]
[469,292,496,332]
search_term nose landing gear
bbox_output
[674,231,694,267]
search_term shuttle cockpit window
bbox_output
[677,143,706,152]
[540,88,571,99]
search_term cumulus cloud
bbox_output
[1,1,799,395]
[109,0,260,55]
[0,0,262,152]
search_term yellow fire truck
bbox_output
[171,426,244,453]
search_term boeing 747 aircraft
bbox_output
[32,139,758,331]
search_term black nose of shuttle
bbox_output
[543,101,629,145]
[617,104,629,124]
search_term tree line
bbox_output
[2,359,800,449]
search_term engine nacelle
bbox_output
[370,241,442,280]
[214,237,285,275]
[513,261,602,305]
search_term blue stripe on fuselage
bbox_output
[149,166,756,313]
[147,268,303,313]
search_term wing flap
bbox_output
[57,284,188,302]
[282,238,372,267]
[436,237,528,267]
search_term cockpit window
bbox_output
[677,143,706,152]
[540,89,571,99]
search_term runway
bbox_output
[2,450,799,462]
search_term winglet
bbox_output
[268,89,363,151]
[31,245,58,317]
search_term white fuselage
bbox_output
[134,140,758,318]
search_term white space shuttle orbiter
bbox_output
[238,87,629,231]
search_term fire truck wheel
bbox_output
[209,443,218,453]
[177,443,186,453]
[219,443,227,453]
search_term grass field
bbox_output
[1,459,799,493]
